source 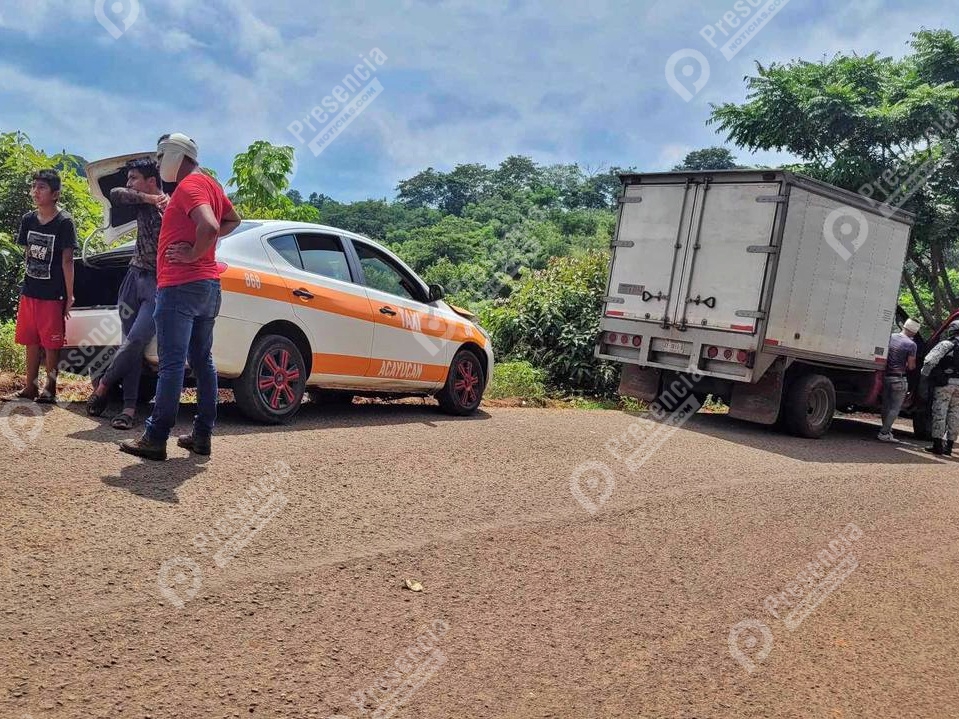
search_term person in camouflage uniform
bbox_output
[920,320,959,456]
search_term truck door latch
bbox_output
[688,295,716,308]
[641,290,669,302]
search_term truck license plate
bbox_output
[660,340,686,354]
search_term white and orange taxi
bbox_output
[63,154,493,422]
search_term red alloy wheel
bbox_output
[257,348,301,411]
[453,357,480,408]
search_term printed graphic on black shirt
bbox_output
[25,230,56,280]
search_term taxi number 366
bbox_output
[244,272,262,289]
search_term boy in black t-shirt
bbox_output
[2,169,77,403]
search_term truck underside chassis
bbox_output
[616,358,885,439]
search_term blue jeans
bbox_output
[880,375,908,435]
[144,280,221,443]
[102,267,156,409]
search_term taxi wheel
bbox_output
[234,334,307,424]
[437,348,485,415]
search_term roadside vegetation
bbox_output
[2,28,958,406]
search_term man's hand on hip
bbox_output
[165,242,195,264]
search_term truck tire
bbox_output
[234,334,307,424]
[783,374,835,438]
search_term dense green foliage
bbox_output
[481,251,620,396]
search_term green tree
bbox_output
[672,147,742,170]
[392,215,495,272]
[709,29,959,325]
[228,140,295,208]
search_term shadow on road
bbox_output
[680,412,949,465]
[101,455,209,504]
[63,398,491,444]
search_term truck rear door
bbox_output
[604,182,695,325]
[673,181,781,333]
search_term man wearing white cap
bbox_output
[121,133,241,461]
[877,318,921,442]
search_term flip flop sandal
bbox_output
[111,413,135,430]
[86,393,108,416]
[34,392,57,404]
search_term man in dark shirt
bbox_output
[86,158,168,428]
[2,169,76,403]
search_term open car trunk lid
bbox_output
[84,152,155,251]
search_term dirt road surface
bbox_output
[1,400,957,718]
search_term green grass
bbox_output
[487,360,548,401]
[0,320,24,374]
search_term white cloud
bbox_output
[0,0,953,199]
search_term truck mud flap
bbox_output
[728,358,787,425]
[618,364,662,403]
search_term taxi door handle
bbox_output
[379,306,397,316]
[293,288,314,300]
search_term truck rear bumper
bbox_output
[596,319,758,383]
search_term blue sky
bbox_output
[0,0,953,202]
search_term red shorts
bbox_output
[15,296,66,350]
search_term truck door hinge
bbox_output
[618,196,643,204]
[747,245,779,254]
[610,240,635,248]
[756,195,787,203]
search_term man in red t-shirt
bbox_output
[121,133,241,461]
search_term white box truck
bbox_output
[596,170,924,438]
